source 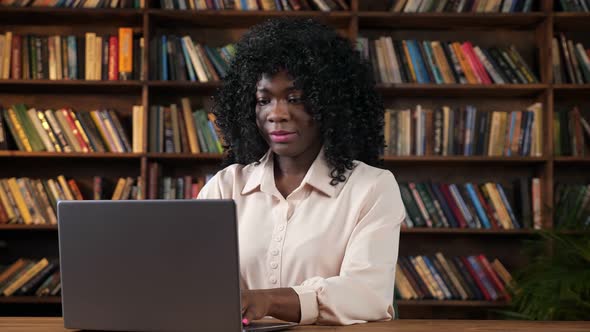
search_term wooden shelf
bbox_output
[553,84,590,89]
[0,151,142,159]
[0,80,142,94]
[0,296,60,304]
[148,82,550,96]
[146,152,224,160]
[553,12,590,31]
[359,12,546,29]
[397,300,509,307]
[376,84,547,97]
[147,81,220,94]
[1,152,543,163]
[148,9,351,28]
[553,84,590,98]
[382,156,547,164]
[0,224,57,231]
[401,228,537,235]
[0,81,551,97]
[554,157,590,164]
[0,8,143,26]
[555,230,590,235]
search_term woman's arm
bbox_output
[291,171,405,325]
[240,171,405,326]
[241,288,301,323]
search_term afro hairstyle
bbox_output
[212,17,384,185]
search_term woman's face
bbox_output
[255,70,321,158]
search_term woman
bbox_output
[198,18,406,326]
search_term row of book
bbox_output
[56,176,142,200]
[384,103,543,157]
[0,258,60,297]
[0,30,143,81]
[395,253,513,301]
[91,176,143,201]
[552,34,590,84]
[557,0,590,12]
[1,32,584,86]
[554,183,590,230]
[6,175,590,232]
[0,176,82,225]
[0,104,144,153]
[149,98,224,154]
[150,35,235,82]
[147,162,213,199]
[81,176,142,200]
[357,37,538,85]
[0,0,143,8]
[0,0,586,12]
[553,107,590,157]
[388,0,534,13]
[108,176,143,200]
[3,102,582,158]
[159,0,348,10]
[0,176,144,225]
[399,180,542,230]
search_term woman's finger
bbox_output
[243,308,256,325]
[241,291,248,314]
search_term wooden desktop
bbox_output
[1,317,589,331]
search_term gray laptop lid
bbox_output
[58,199,242,332]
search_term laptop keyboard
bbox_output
[243,321,296,331]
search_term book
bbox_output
[1,105,139,154]
[394,254,513,302]
[0,31,141,80]
[383,104,542,157]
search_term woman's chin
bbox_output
[270,143,301,157]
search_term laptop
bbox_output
[57,199,297,332]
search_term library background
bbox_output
[1,0,589,321]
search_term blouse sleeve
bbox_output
[196,174,223,199]
[196,165,239,199]
[291,171,406,325]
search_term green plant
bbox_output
[501,231,590,320]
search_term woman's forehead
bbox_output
[257,71,298,88]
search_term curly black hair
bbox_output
[213,17,384,185]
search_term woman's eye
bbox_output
[257,99,269,106]
[288,97,303,104]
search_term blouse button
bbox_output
[271,249,279,256]
[278,225,285,231]
[270,276,277,284]
[270,262,278,269]
[275,236,282,242]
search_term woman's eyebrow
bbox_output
[256,86,299,92]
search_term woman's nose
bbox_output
[267,100,290,122]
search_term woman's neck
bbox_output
[273,143,322,178]
[272,143,322,197]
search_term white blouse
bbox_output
[197,148,406,325]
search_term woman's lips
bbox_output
[270,131,297,143]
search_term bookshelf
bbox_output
[1,0,590,319]
[0,296,60,304]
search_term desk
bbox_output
[0,318,589,332]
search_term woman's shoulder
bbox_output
[198,162,260,199]
[341,160,403,200]
[350,160,398,186]
[213,162,246,178]
[348,161,406,226]
[207,162,257,188]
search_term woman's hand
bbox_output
[241,288,302,324]
[241,289,272,323]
